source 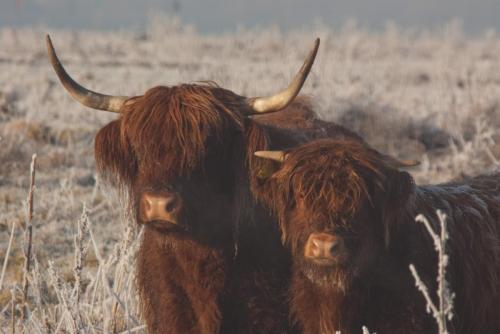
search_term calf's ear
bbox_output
[253,150,287,179]
[379,169,415,248]
[386,170,415,207]
[255,160,281,179]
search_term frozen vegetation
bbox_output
[0,17,499,332]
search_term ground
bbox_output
[0,18,499,332]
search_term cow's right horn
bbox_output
[46,34,129,113]
[247,38,320,114]
[254,150,286,163]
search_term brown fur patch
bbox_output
[256,137,500,333]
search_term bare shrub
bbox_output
[410,211,455,334]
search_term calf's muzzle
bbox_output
[304,232,345,264]
[140,191,182,224]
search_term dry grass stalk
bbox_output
[361,326,373,334]
[11,289,15,334]
[47,261,78,333]
[21,154,37,321]
[0,221,16,291]
[73,204,89,304]
[409,210,455,334]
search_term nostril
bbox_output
[143,198,152,211]
[165,198,177,213]
[330,241,339,253]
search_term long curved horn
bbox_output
[46,34,128,113]
[247,38,320,114]
[254,150,286,163]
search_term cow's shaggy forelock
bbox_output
[95,84,249,183]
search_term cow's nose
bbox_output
[304,233,345,262]
[140,191,182,224]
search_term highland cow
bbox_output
[46,35,365,333]
[255,139,500,334]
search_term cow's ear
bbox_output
[94,119,138,185]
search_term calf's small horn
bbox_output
[254,150,286,163]
[383,156,420,168]
[247,38,320,114]
[46,34,129,113]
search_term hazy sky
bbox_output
[1,0,500,34]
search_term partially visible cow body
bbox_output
[136,211,292,333]
[254,139,500,334]
[254,97,362,143]
[47,33,372,333]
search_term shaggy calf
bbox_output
[46,35,367,333]
[255,139,500,334]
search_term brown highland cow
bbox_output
[46,36,366,333]
[255,139,500,334]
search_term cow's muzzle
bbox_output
[139,191,182,225]
[304,232,346,265]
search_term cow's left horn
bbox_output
[254,150,286,163]
[46,34,129,113]
[247,38,320,114]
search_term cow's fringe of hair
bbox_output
[94,84,249,187]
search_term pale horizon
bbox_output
[1,0,500,35]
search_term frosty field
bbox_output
[1,18,500,332]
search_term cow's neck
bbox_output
[137,228,228,334]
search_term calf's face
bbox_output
[254,139,416,290]
[286,196,385,291]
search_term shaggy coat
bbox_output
[94,84,362,333]
[255,138,500,334]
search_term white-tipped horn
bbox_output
[248,38,320,114]
[46,34,129,113]
[254,150,286,163]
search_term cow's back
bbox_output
[406,172,500,333]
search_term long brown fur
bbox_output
[255,138,500,334]
[94,84,364,333]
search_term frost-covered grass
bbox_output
[0,17,499,332]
